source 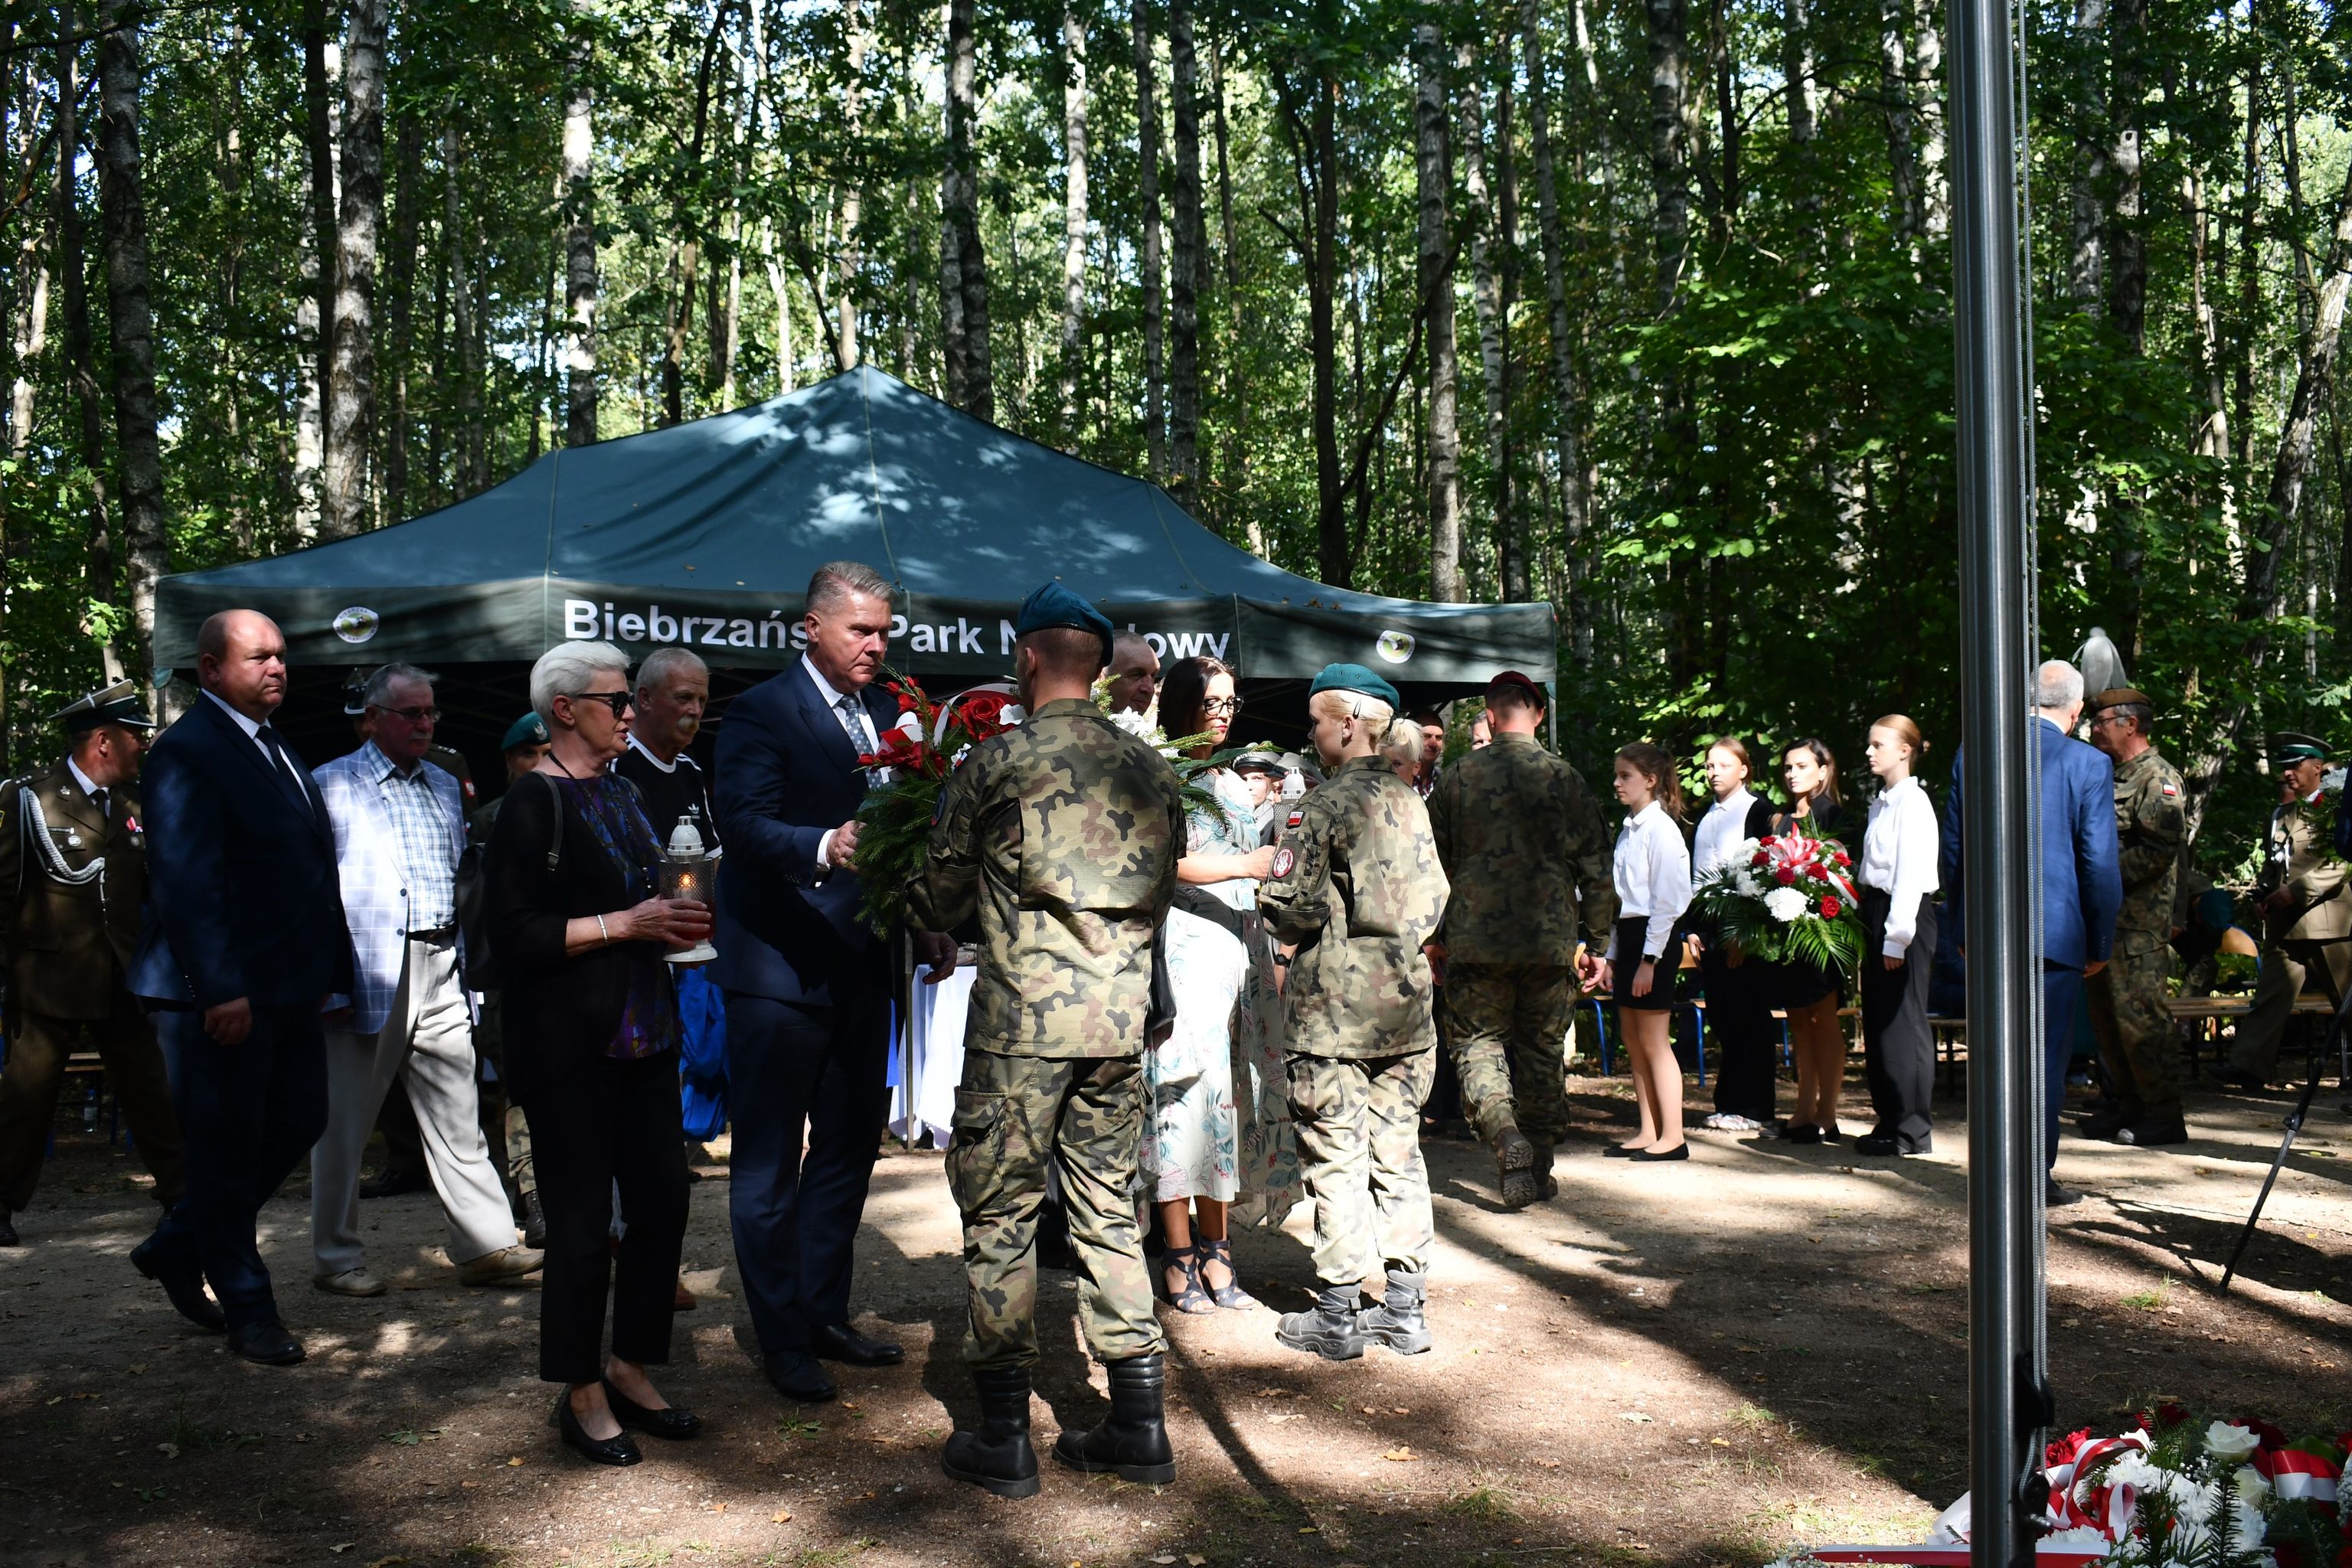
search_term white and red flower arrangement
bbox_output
[1691,831,1865,978]
[848,672,1024,933]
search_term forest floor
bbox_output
[3,1061,2349,1568]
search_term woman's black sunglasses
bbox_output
[571,691,634,719]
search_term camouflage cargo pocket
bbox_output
[945,1088,1013,1215]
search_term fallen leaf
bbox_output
[1393,1407,1410,1415]
[1360,1406,1379,1416]
[857,1490,877,1501]
[1299,1526,1319,1534]
[841,1400,859,1410]
[710,1502,727,1513]
[505,1456,522,1467]
[459,1480,478,1490]
[156,1442,180,1459]
[1151,1557,1178,1565]
[1384,1447,1417,1462]
[772,1510,793,1524]
[44,1396,60,1406]
[1710,1437,1730,1447]
[1186,1557,1207,1566]
[128,1363,148,1375]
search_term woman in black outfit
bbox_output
[1766,740,1855,1143]
[486,640,714,1466]
[1692,738,1782,1132]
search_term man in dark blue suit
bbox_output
[1940,659,2122,1205]
[129,609,354,1364]
[713,560,956,1403]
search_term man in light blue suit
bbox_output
[1941,659,2123,1204]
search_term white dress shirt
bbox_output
[805,655,880,877]
[66,756,106,806]
[1609,800,1693,963]
[1694,786,1759,879]
[1860,773,1941,957]
[202,688,310,793]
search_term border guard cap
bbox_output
[2271,732,2331,765]
[501,712,551,751]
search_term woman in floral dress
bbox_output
[1145,657,1298,1312]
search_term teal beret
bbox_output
[1308,662,1400,710]
[501,711,550,751]
[1014,581,1115,659]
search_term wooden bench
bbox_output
[2166,991,2333,1078]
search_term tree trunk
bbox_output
[837,2,867,371]
[1210,25,1255,544]
[941,0,991,420]
[443,122,482,496]
[2107,0,2145,348]
[563,15,598,445]
[57,7,113,635]
[385,116,419,516]
[95,0,165,675]
[1782,0,1821,239]
[1492,62,1532,603]
[1877,0,1918,244]
[8,177,50,466]
[2066,0,2107,310]
[1520,0,1593,636]
[1458,48,1516,602]
[302,0,338,431]
[293,164,325,538]
[1416,18,1462,601]
[2184,161,2352,837]
[1168,4,1204,501]
[1132,0,1165,476]
[1913,0,1946,236]
[1648,0,1698,686]
[1059,2,1088,437]
[323,0,387,541]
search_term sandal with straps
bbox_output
[1158,1246,1216,1314]
[1194,1238,1258,1311]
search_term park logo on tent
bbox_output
[332,606,381,645]
[1375,629,1415,665]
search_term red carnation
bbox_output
[1820,897,1841,919]
[1752,850,1772,868]
[1775,865,1798,885]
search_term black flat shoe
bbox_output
[603,1378,701,1439]
[1630,1145,1690,1161]
[1854,1132,1926,1157]
[813,1322,905,1367]
[129,1234,226,1332]
[551,1394,642,1465]
[1603,1143,1642,1158]
[227,1318,305,1366]
[764,1349,838,1403]
[1782,1122,1823,1145]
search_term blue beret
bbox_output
[1014,581,1115,658]
[1309,662,1400,710]
[501,711,550,751]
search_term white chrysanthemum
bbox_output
[2203,1423,2261,1463]
[2040,1527,2109,1549]
[1738,870,1768,898]
[2170,1480,2221,1529]
[1764,887,1808,923]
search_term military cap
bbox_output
[1231,749,1285,776]
[1487,669,1548,707]
[1279,750,1325,786]
[1308,662,1400,711]
[2089,688,2153,714]
[53,678,154,734]
[501,711,551,752]
[1013,580,1115,662]
[2272,732,2331,765]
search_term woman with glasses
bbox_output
[485,641,714,1465]
[1144,657,1296,1312]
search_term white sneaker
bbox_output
[314,1267,387,1297]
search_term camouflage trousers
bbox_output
[2086,944,2184,1122]
[1446,963,1576,1147]
[1286,1050,1435,1288]
[945,1049,1165,1370]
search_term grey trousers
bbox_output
[311,936,515,1276]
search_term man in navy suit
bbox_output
[129,609,354,1364]
[1941,659,2122,1205]
[713,560,956,1403]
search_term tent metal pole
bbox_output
[1949,0,2042,1554]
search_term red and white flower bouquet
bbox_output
[1691,830,1866,978]
[848,673,1024,933]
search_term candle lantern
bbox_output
[658,808,719,965]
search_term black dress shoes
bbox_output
[0,1211,18,1246]
[2209,1066,2267,1091]
[129,1234,226,1332]
[602,1378,702,1439]
[2046,1181,2085,1208]
[552,1394,642,1466]
[2115,1118,2188,1147]
[1854,1132,1930,1156]
[1630,1145,1690,1162]
[764,1350,838,1403]
[814,1322,905,1367]
[227,1319,305,1366]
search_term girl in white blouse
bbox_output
[1603,742,1694,1160]
[1856,714,1942,1156]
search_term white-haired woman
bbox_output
[485,641,714,1466]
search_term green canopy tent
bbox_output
[155,366,1553,688]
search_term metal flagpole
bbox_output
[1949,0,2046,1556]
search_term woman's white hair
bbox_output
[1380,717,1423,766]
[1308,688,1395,730]
[531,640,631,727]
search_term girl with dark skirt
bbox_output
[1602,743,1694,1160]
[1854,715,1941,1157]
[1692,738,1780,1132]
[1769,740,1856,1143]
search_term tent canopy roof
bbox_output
[155,367,1554,685]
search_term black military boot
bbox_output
[1356,1268,1433,1355]
[1052,1354,1176,1484]
[1494,1122,1538,1210]
[521,1192,547,1251]
[942,1364,1041,1498]
[1275,1284,1367,1361]
[2075,1104,2130,1139]
[1530,1142,1559,1200]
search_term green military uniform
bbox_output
[1428,727,1616,1191]
[2230,753,2352,1080]
[2084,730,2187,1130]
[910,695,1184,1371]
[1260,746,1451,1300]
[0,685,186,1228]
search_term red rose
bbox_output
[1775,866,1798,885]
[952,691,1013,740]
[1820,897,1841,919]
[1752,850,1772,868]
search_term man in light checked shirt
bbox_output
[308,665,542,1295]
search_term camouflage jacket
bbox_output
[2109,746,2184,953]
[1259,753,1451,1060]
[2256,790,2350,944]
[908,697,1184,1057]
[1427,733,1617,963]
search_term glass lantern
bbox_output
[658,807,719,965]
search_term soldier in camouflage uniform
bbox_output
[2220,733,2352,1087]
[910,581,1187,1500]
[1259,664,1451,1362]
[1428,672,1615,1207]
[2082,689,2189,1146]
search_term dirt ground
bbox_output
[2,1061,2347,1568]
